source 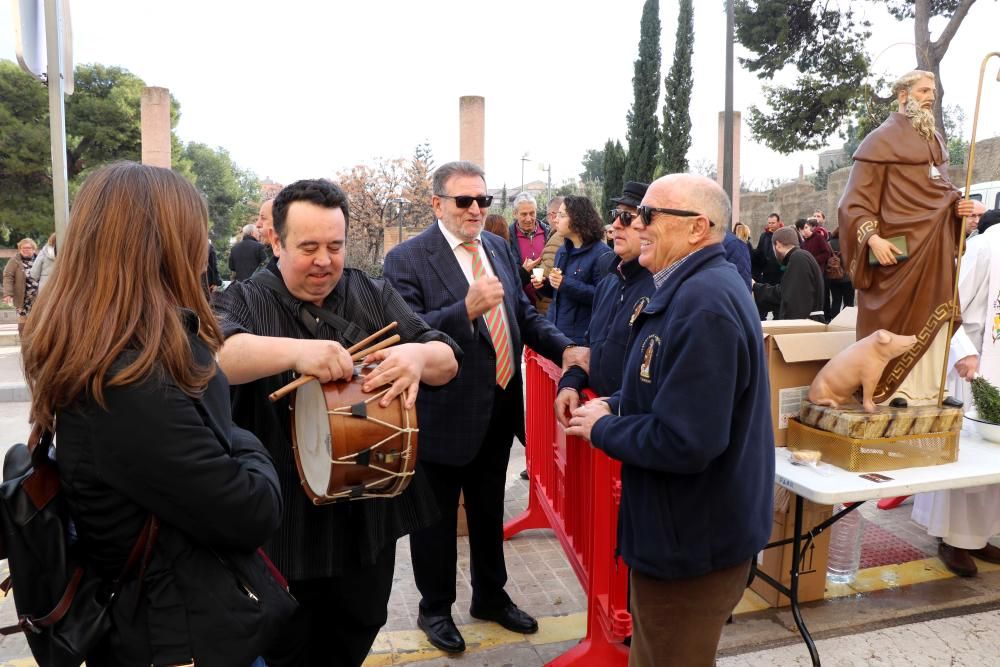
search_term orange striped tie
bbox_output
[461,241,514,388]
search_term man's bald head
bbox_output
[257,198,275,244]
[638,174,732,272]
[644,174,731,240]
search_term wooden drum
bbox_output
[290,373,418,504]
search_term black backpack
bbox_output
[0,427,156,667]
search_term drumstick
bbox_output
[346,321,397,356]
[269,375,313,402]
[268,332,403,403]
[350,334,400,362]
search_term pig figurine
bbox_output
[808,329,918,413]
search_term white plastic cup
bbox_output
[532,267,544,281]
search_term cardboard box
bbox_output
[762,308,857,446]
[751,495,833,607]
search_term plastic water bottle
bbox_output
[826,504,863,584]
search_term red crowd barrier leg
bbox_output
[504,483,550,538]
[545,600,629,667]
[505,349,556,540]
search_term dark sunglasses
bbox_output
[436,194,494,209]
[608,209,641,226]
[637,205,715,227]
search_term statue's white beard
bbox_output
[904,98,936,141]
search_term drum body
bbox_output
[290,376,418,504]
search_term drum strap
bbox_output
[252,270,367,347]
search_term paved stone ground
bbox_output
[718,608,1000,666]
[382,445,588,633]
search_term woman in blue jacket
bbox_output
[531,195,612,344]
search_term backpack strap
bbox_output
[0,515,159,636]
[251,269,367,347]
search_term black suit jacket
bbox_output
[229,238,267,281]
[384,225,572,466]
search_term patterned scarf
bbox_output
[17,253,38,317]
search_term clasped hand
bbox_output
[565,399,611,441]
[466,275,504,320]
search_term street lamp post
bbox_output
[722,0,735,200]
[521,153,530,196]
[387,197,410,249]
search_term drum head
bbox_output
[293,380,332,497]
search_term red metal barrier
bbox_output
[504,349,630,666]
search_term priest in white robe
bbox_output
[913,206,1000,577]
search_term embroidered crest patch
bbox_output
[639,335,660,383]
[629,297,650,327]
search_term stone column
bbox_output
[717,111,742,226]
[141,87,172,168]
[459,96,485,169]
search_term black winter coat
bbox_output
[56,311,284,666]
[753,247,826,321]
[229,237,268,281]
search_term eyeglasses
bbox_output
[436,194,493,209]
[608,209,640,226]
[637,205,715,228]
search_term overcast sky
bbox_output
[4,0,1000,195]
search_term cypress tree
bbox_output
[624,0,661,183]
[660,0,693,174]
[602,140,627,214]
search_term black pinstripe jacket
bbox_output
[214,260,461,580]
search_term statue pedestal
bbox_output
[790,402,962,471]
[799,402,962,439]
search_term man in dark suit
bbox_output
[229,223,268,280]
[383,161,585,654]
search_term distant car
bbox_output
[964,181,1000,210]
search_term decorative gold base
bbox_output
[799,402,962,439]
[791,402,961,471]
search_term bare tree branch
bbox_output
[931,0,978,60]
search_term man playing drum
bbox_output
[214,179,460,667]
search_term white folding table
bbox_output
[752,431,1000,666]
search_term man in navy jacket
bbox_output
[383,161,584,655]
[568,173,773,667]
[555,181,654,418]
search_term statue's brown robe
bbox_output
[838,112,962,403]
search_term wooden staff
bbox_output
[937,52,1000,407]
[268,322,399,402]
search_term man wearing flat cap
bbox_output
[556,181,654,418]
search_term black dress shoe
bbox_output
[942,396,964,408]
[889,397,908,408]
[417,612,466,653]
[939,542,978,577]
[470,602,538,634]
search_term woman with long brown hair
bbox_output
[21,162,287,666]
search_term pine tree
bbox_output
[414,140,435,172]
[403,143,436,230]
[500,184,508,212]
[602,140,627,214]
[624,0,661,183]
[659,0,693,174]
